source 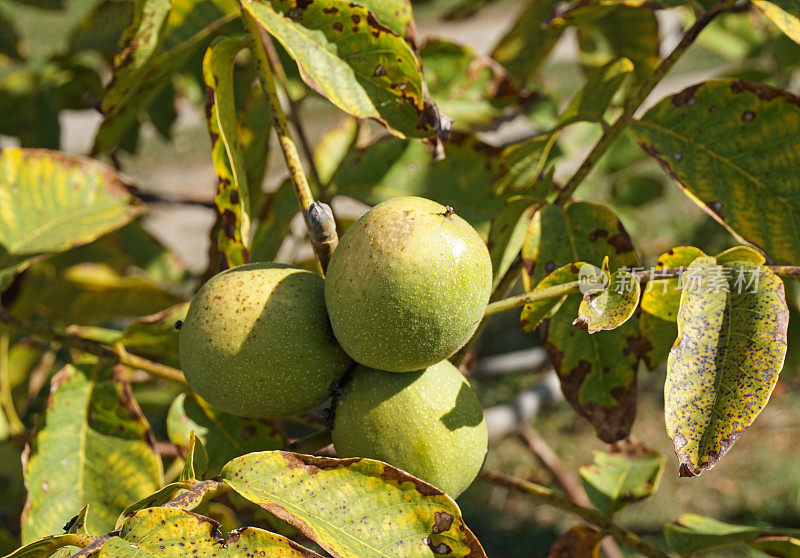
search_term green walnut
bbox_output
[179,262,351,418]
[325,196,492,372]
[332,360,488,498]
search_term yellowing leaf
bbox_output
[22,364,162,542]
[754,0,800,45]
[666,258,789,476]
[631,80,800,265]
[641,246,706,322]
[0,148,142,291]
[100,507,322,557]
[574,269,640,334]
[221,451,486,558]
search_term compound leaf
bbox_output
[666,258,789,476]
[221,451,487,558]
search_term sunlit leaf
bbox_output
[22,363,162,542]
[631,79,800,265]
[101,507,322,557]
[242,0,447,139]
[753,0,800,45]
[167,393,285,477]
[556,57,633,128]
[666,257,789,476]
[0,148,142,292]
[203,36,253,268]
[221,451,487,557]
[640,246,706,322]
[520,263,588,332]
[574,269,640,334]
[579,441,665,515]
[119,303,188,369]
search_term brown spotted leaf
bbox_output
[99,507,322,557]
[242,0,447,139]
[520,262,593,332]
[548,525,603,558]
[666,257,789,476]
[631,79,800,265]
[574,269,640,334]
[166,393,285,477]
[203,36,253,269]
[525,202,641,443]
[220,451,487,558]
[641,246,707,322]
[22,363,162,542]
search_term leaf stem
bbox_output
[483,281,581,318]
[0,309,186,384]
[242,7,338,272]
[554,0,736,205]
[0,326,25,436]
[480,470,671,558]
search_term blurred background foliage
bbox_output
[0,0,799,555]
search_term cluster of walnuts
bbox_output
[179,196,493,497]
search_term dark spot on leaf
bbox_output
[333,22,343,31]
[432,512,454,534]
[230,189,240,204]
[741,110,755,122]
[242,425,256,440]
[545,261,556,274]
[588,228,608,242]
[322,6,338,12]
[423,537,453,555]
[705,200,724,218]
[671,83,702,107]
[351,14,360,22]
[373,64,386,77]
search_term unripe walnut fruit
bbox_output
[179,263,351,418]
[332,360,488,498]
[324,196,492,372]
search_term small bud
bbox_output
[304,202,337,244]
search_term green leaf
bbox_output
[1,534,93,558]
[716,245,766,265]
[166,393,285,477]
[556,57,633,128]
[119,304,189,370]
[557,3,659,88]
[631,79,800,265]
[356,0,413,38]
[666,257,789,476]
[487,197,537,291]
[754,0,800,45]
[421,38,533,131]
[520,263,588,332]
[329,136,511,236]
[68,1,135,60]
[221,451,487,558]
[203,36,253,269]
[0,148,142,292]
[574,269,640,334]
[241,0,447,139]
[640,246,706,322]
[665,513,800,556]
[101,507,323,557]
[312,118,358,186]
[250,180,298,262]
[95,0,238,153]
[493,135,558,198]
[524,202,642,443]
[21,364,162,542]
[579,442,665,516]
[491,0,562,86]
[180,431,210,482]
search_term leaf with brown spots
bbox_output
[520,262,592,333]
[666,257,789,476]
[524,202,641,443]
[579,440,665,516]
[167,393,285,477]
[641,246,706,322]
[99,507,322,557]
[242,0,448,139]
[631,79,800,266]
[221,451,487,558]
[94,0,239,153]
[203,36,254,270]
[0,148,143,292]
[22,363,162,543]
[575,268,640,334]
[548,524,603,558]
